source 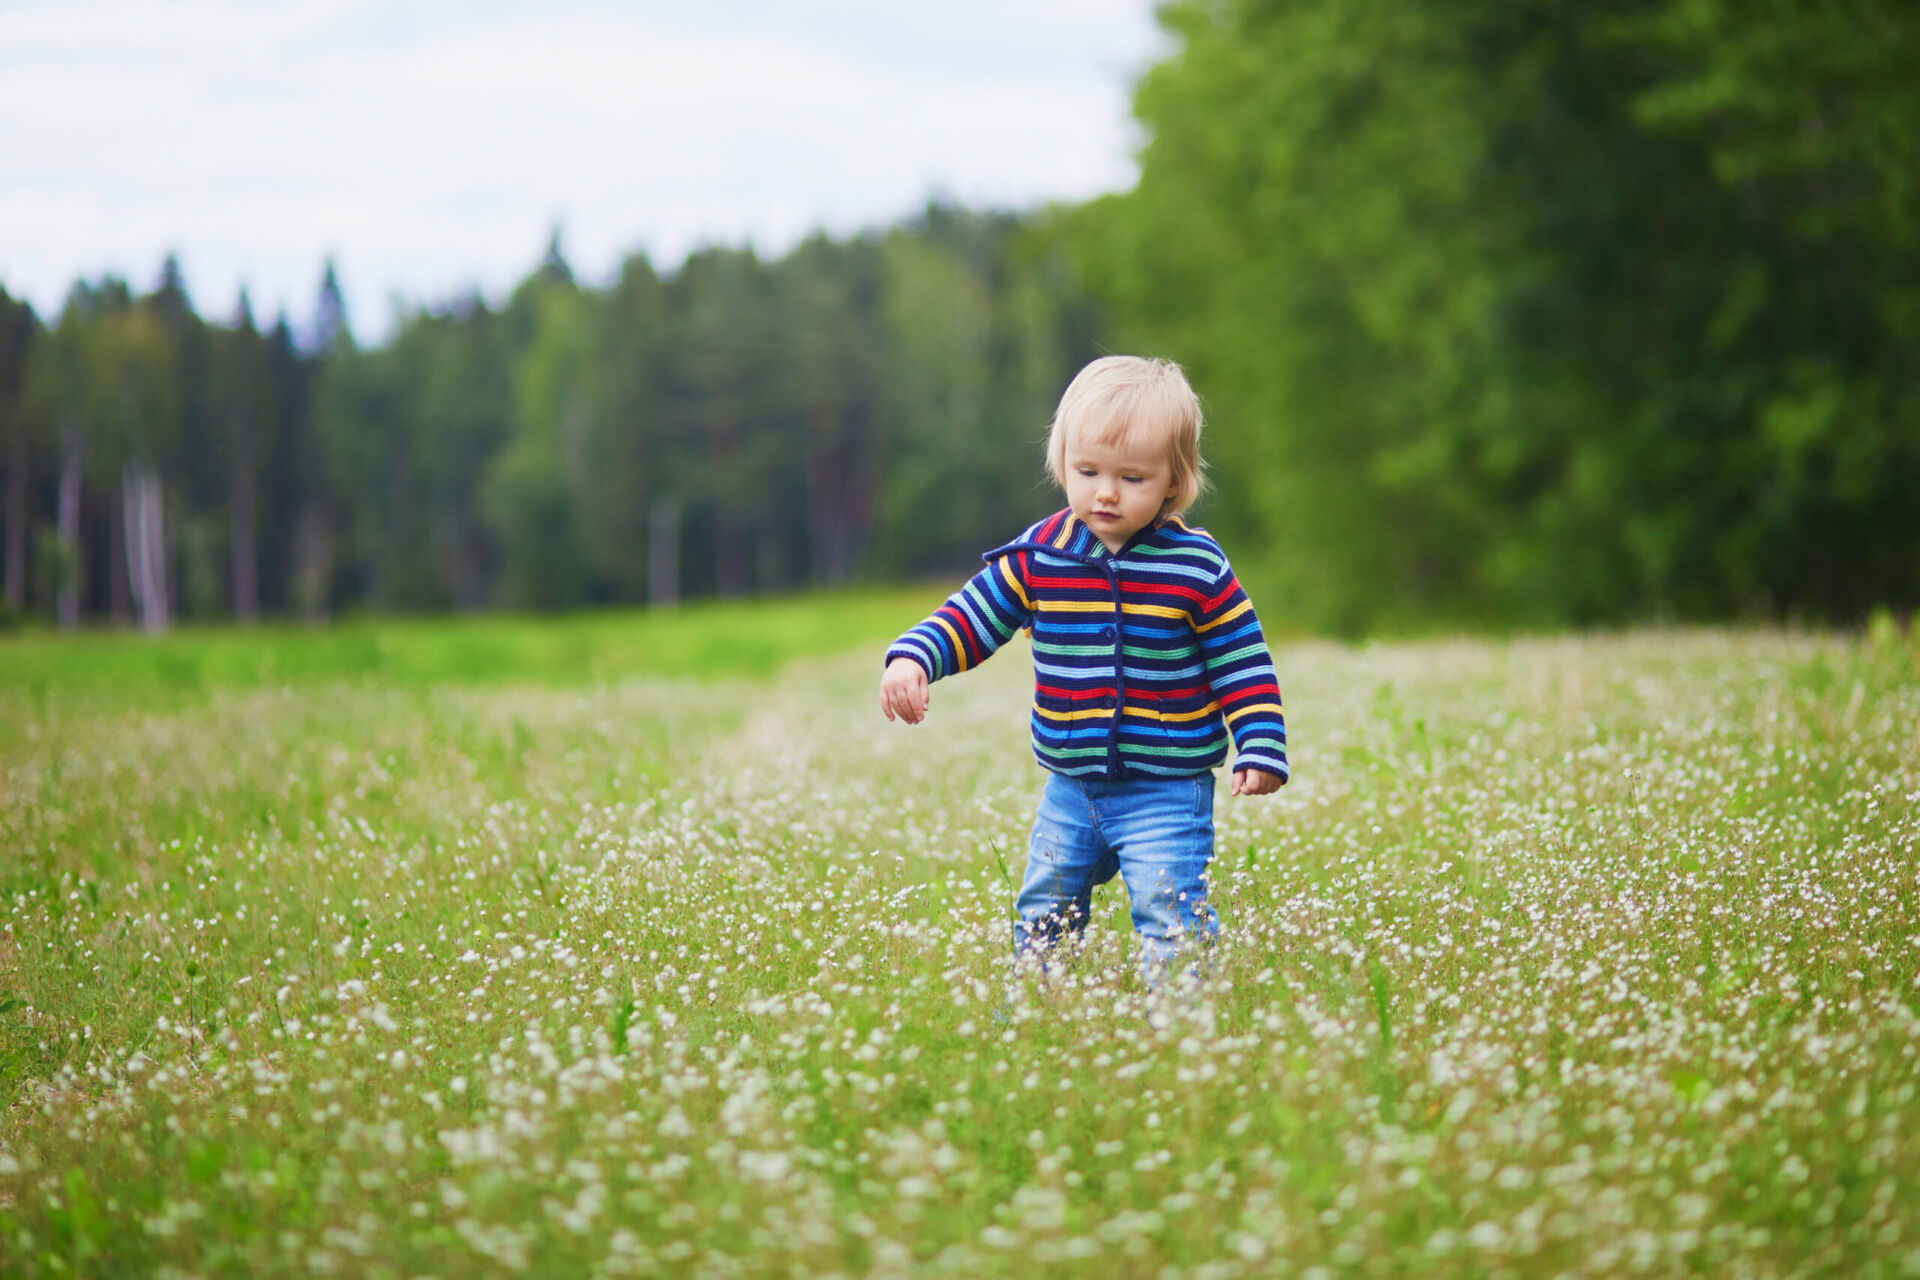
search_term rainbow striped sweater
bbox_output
[887,509,1288,782]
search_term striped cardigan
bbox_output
[887,509,1288,782]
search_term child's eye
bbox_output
[1123,476,1144,484]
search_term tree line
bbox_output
[3,0,1915,635]
[0,207,1100,627]
[1074,0,1920,631]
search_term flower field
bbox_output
[2,617,1917,1278]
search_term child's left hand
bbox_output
[1231,768,1283,797]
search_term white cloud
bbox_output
[0,0,1162,339]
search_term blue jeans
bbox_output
[1013,771,1218,979]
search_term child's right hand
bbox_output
[880,658,931,724]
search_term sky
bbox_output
[0,0,1164,343]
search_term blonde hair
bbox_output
[1045,355,1207,517]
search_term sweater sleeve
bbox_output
[1192,560,1289,782]
[885,552,1036,681]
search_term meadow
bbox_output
[1,603,1916,1278]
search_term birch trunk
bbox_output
[125,464,168,634]
[109,479,129,623]
[55,427,84,630]
[124,467,147,627]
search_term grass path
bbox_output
[1,621,1916,1277]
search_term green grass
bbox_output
[0,585,944,704]
[1,615,1917,1278]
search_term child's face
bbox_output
[1063,431,1177,553]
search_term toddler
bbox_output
[880,355,1287,980]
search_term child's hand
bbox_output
[1231,767,1283,797]
[880,658,931,724]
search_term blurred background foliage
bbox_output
[1,0,1915,636]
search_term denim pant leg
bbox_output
[1107,773,1219,978]
[1013,773,1119,956]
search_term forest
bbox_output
[2,0,1915,635]
[0,207,1098,628]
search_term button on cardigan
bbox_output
[886,509,1289,782]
